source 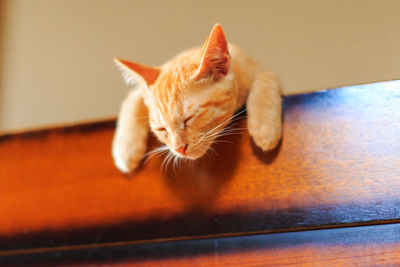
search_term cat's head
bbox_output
[115,24,237,159]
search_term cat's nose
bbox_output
[175,144,188,155]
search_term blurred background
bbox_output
[0,0,399,131]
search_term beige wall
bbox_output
[1,0,399,131]
[0,0,4,129]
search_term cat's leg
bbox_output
[246,71,282,151]
[112,89,149,173]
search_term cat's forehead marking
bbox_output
[152,69,193,122]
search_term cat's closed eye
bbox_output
[184,116,194,128]
[156,127,167,132]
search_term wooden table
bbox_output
[1,80,399,266]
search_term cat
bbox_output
[112,24,282,173]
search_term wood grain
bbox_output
[2,223,400,266]
[0,80,399,251]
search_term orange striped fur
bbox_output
[113,24,282,173]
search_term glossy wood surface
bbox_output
[2,223,400,266]
[0,81,399,251]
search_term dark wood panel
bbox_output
[0,81,399,251]
[2,223,400,266]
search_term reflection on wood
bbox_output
[0,81,399,251]
[3,223,400,266]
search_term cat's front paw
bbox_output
[252,131,281,151]
[112,144,144,174]
[248,120,282,151]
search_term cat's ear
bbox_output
[194,24,231,81]
[114,58,160,86]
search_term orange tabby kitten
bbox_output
[113,24,282,173]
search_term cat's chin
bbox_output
[172,153,202,160]
[170,147,209,160]
[183,154,202,160]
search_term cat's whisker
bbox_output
[171,154,186,174]
[206,128,246,139]
[176,157,181,170]
[179,157,185,170]
[160,153,169,171]
[197,142,218,158]
[144,150,169,164]
[201,109,247,142]
[211,109,247,132]
[167,153,176,172]
[161,152,174,172]
[223,128,245,134]
[203,150,212,160]
[186,158,192,168]
[228,113,247,123]
[180,157,187,169]
[202,144,217,157]
[201,147,214,160]
[212,131,246,139]
[202,111,242,138]
[204,121,248,140]
[189,159,193,169]
[173,155,180,174]
[212,140,235,145]
[171,156,176,172]
[203,129,243,143]
[145,145,169,157]
[201,128,246,149]
[211,120,247,134]
[144,145,170,164]
[222,108,247,125]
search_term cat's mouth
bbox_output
[170,145,209,160]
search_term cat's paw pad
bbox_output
[112,147,143,174]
